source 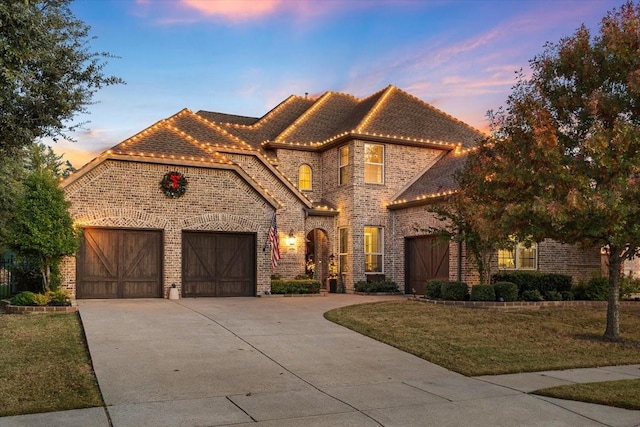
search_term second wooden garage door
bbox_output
[182,231,256,297]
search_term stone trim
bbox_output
[415,298,639,311]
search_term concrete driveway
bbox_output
[76,295,640,427]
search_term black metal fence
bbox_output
[0,256,13,298]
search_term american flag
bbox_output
[268,214,280,269]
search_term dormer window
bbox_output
[298,164,312,191]
[364,143,384,184]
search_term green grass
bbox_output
[325,300,640,410]
[535,379,640,410]
[0,313,103,416]
[324,301,640,376]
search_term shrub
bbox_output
[575,276,608,301]
[470,285,495,301]
[492,271,572,298]
[440,281,469,301]
[424,280,445,299]
[10,291,39,306]
[270,279,321,294]
[354,280,399,293]
[561,291,575,301]
[522,289,543,301]
[544,290,563,301]
[493,281,518,302]
[620,275,640,299]
[47,290,71,306]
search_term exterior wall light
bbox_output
[287,231,296,246]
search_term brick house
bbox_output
[60,85,601,298]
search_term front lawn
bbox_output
[535,379,640,410]
[0,313,103,416]
[324,300,640,376]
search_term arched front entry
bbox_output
[305,228,330,283]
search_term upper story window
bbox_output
[339,145,350,185]
[298,164,312,191]
[498,240,538,270]
[364,143,384,184]
[364,226,383,273]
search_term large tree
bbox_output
[0,0,122,157]
[465,1,640,340]
[425,182,506,285]
[7,163,78,292]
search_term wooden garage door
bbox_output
[182,231,256,297]
[405,236,449,295]
[77,228,163,299]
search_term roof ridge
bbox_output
[113,108,191,151]
[221,95,309,130]
[274,91,336,142]
[181,109,255,150]
[395,86,486,137]
[355,85,396,133]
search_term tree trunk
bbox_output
[41,257,51,293]
[604,248,621,340]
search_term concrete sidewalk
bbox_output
[1,295,639,426]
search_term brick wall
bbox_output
[62,158,309,297]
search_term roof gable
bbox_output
[357,86,482,148]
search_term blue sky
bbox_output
[55,0,623,167]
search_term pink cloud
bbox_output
[135,0,365,24]
[180,0,282,21]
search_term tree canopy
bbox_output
[0,0,123,157]
[6,161,78,292]
[463,1,640,339]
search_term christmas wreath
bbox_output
[160,171,188,198]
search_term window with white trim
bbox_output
[498,241,538,270]
[364,227,383,273]
[364,143,384,184]
[339,145,350,185]
[339,227,348,274]
[298,164,312,190]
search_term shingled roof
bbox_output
[67,85,484,211]
[389,151,469,209]
[196,85,485,150]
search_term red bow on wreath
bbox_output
[170,173,180,189]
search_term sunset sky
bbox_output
[54,0,623,168]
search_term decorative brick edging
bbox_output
[413,298,639,310]
[2,300,78,314]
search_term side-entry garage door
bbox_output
[182,231,256,297]
[77,228,163,298]
[405,235,450,295]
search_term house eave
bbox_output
[387,193,454,210]
[262,132,460,152]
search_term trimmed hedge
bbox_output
[441,281,469,301]
[492,271,572,299]
[470,285,495,301]
[270,279,321,294]
[354,280,399,293]
[493,281,518,302]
